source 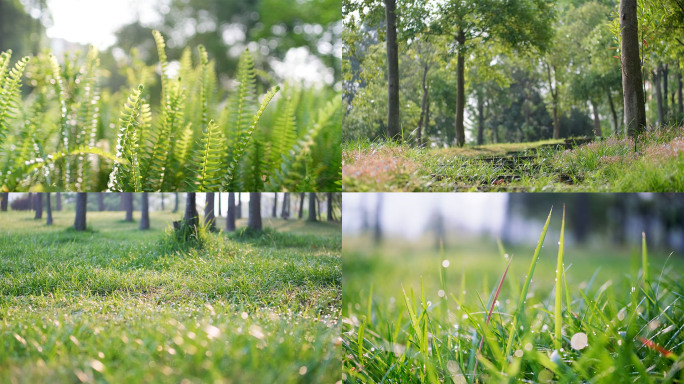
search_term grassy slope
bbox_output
[343,127,684,191]
[342,235,684,383]
[0,211,341,383]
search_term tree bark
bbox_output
[161,192,165,211]
[384,0,400,140]
[204,192,216,231]
[607,88,620,135]
[74,193,87,231]
[476,91,485,145]
[56,192,62,211]
[417,62,429,146]
[455,29,466,147]
[236,192,242,219]
[545,63,560,139]
[662,63,668,116]
[591,100,602,137]
[46,193,53,226]
[308,193,317,222]
[653,69,664,128]
[620,0,646,137]
[184,193,199,228]
[217,192,221,217]
[172,192,179,213]
[248,193,262,230]
[122,192,134,221]
[0,192,8,211]
[97,193,105,211]
[140,192,150,230]
[327,193,334,221]
[374,194,383,244]
[678,66,683,115]
[281,193,290,219]
[272,193,278,218]
[226,192,236,231]
[298,192,305,219]
[34,193,43,219]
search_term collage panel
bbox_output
[342,193,684,382]
[0,192,342,383]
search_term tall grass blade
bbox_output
[554,204,565,350]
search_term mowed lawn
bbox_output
[0,210,342,383]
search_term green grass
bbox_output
[0,210,342,383]
[342,126,684,191]
[342,219,684,383]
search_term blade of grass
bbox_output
[554,205,565,351]
[504,207,553,363]
[642,232,649,284]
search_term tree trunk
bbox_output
[217,192,221,216]
[620,0,646,137]
[662,63,668,116]
[97,193,105,211]
[226,192,236,231]
[476,91,484,145]
[678,66,683,115]
[140,192,150,230]
[653,69,664,128]
[122,192,134,221]
[161,192,165,211]
[608,88,620,135]
[281,192,290,219]
[248,193,262,230]
[28,193,33,211]
[417,62,429,146]
[0,192,8,211]
[74,193,87,231]
[184,193,199,228]
[327,193,334,221]
[204,192,216,231]
[384,0,400,140]
[272,193,278,218]
[307,193,317,222]
[455,29,466,147]
[298,192,305,219]
[545,63,560,139]
[172,192,179,213]
[236,192,242,219]
[34,193,43,219]
[46,193,53,226]
[591,100,602,137]
[56,192,62,211]
[374,194,383,244]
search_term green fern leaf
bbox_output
[0,54,29,144]
[189,119,225,191]
[108,85,145,191]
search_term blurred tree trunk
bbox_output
[653,68,664,127]
[140,192,150,230]
[308,193,317,222]
[172,192,179,213]
[184,193,199,227]
[34,193,43,219]
[476,91,485,145]
[217,192,221,217]
[374,194,383,244]
[620,0,646,137]
[384,0,400,140]
[662,64,668,116]
[161,192,165,211]
[678,67,683,114]
[272,193,278,218]
[281,193,290,219]
[572,194,591,244]
[455,29,466,146]
[74,193,87,231]
[122,193,134,221]
[28,193,33,211]
[55,192,62,211]
[226,193,236,231]
[591,100,602,137]
[46,192,53,226]
[97,193,105,211]
[607,89,619,135]
[298,193,305,219]
[248,193,262,230]
[236,193,242,219]
[204,192,216,231]
[0,192,8,211]
[327,193,334,221]
[417,62,429,146]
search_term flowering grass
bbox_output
[342,212,684,383]
[0,211,341,383]
[342,126,684,191]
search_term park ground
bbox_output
[343,232,684,382]
[0,210,341,383]
[342,125,684,192]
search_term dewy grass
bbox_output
[342,209,684,383]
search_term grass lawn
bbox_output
[0,210,342,383]
[342,126,684,192]
[342,220,684,382]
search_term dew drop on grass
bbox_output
[514,349,523,357]
[241,312,249,320]
[462,314,468,320]
[438,290,445,298]
[90,359,104,372]
[570,332,588,350]
[524,343,533,351]
[299,366,308,375]
[442,260,450,268]
[550,350,561,364]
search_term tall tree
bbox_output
[281,193,290,219]
[620,0,646,136]
[298,192,305,219]
[226,192,236,231]
[272,193,278,218]
[140,192,150,230]
[204,192,216,231]
[248,193,262,230]
[385,0,400,140]
[236,193,242,219]
[74,193,87,231]
[308,193,317,222]
[374,193,383,243]
[161,192,165,211]
[45,192,53,226]
[184,193,199,227]
[55,192,62,211]
[33,193,43,219]
[217,192,221,217]
[122,193,134,222]
[0,192,8,211]
[327,193,334,221]
[172,192,179,213]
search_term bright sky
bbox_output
[46,0,163,48]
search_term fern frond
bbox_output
[163,123,193,190]
[0,55,29,144]
[189,119,225,191]
[198,45,210,131]
[152,30,170,104]
[224,49,258,148]
[223,85,279,190]
[268,96,298,171]
[107,85,144,191]
[73,47,101,191]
